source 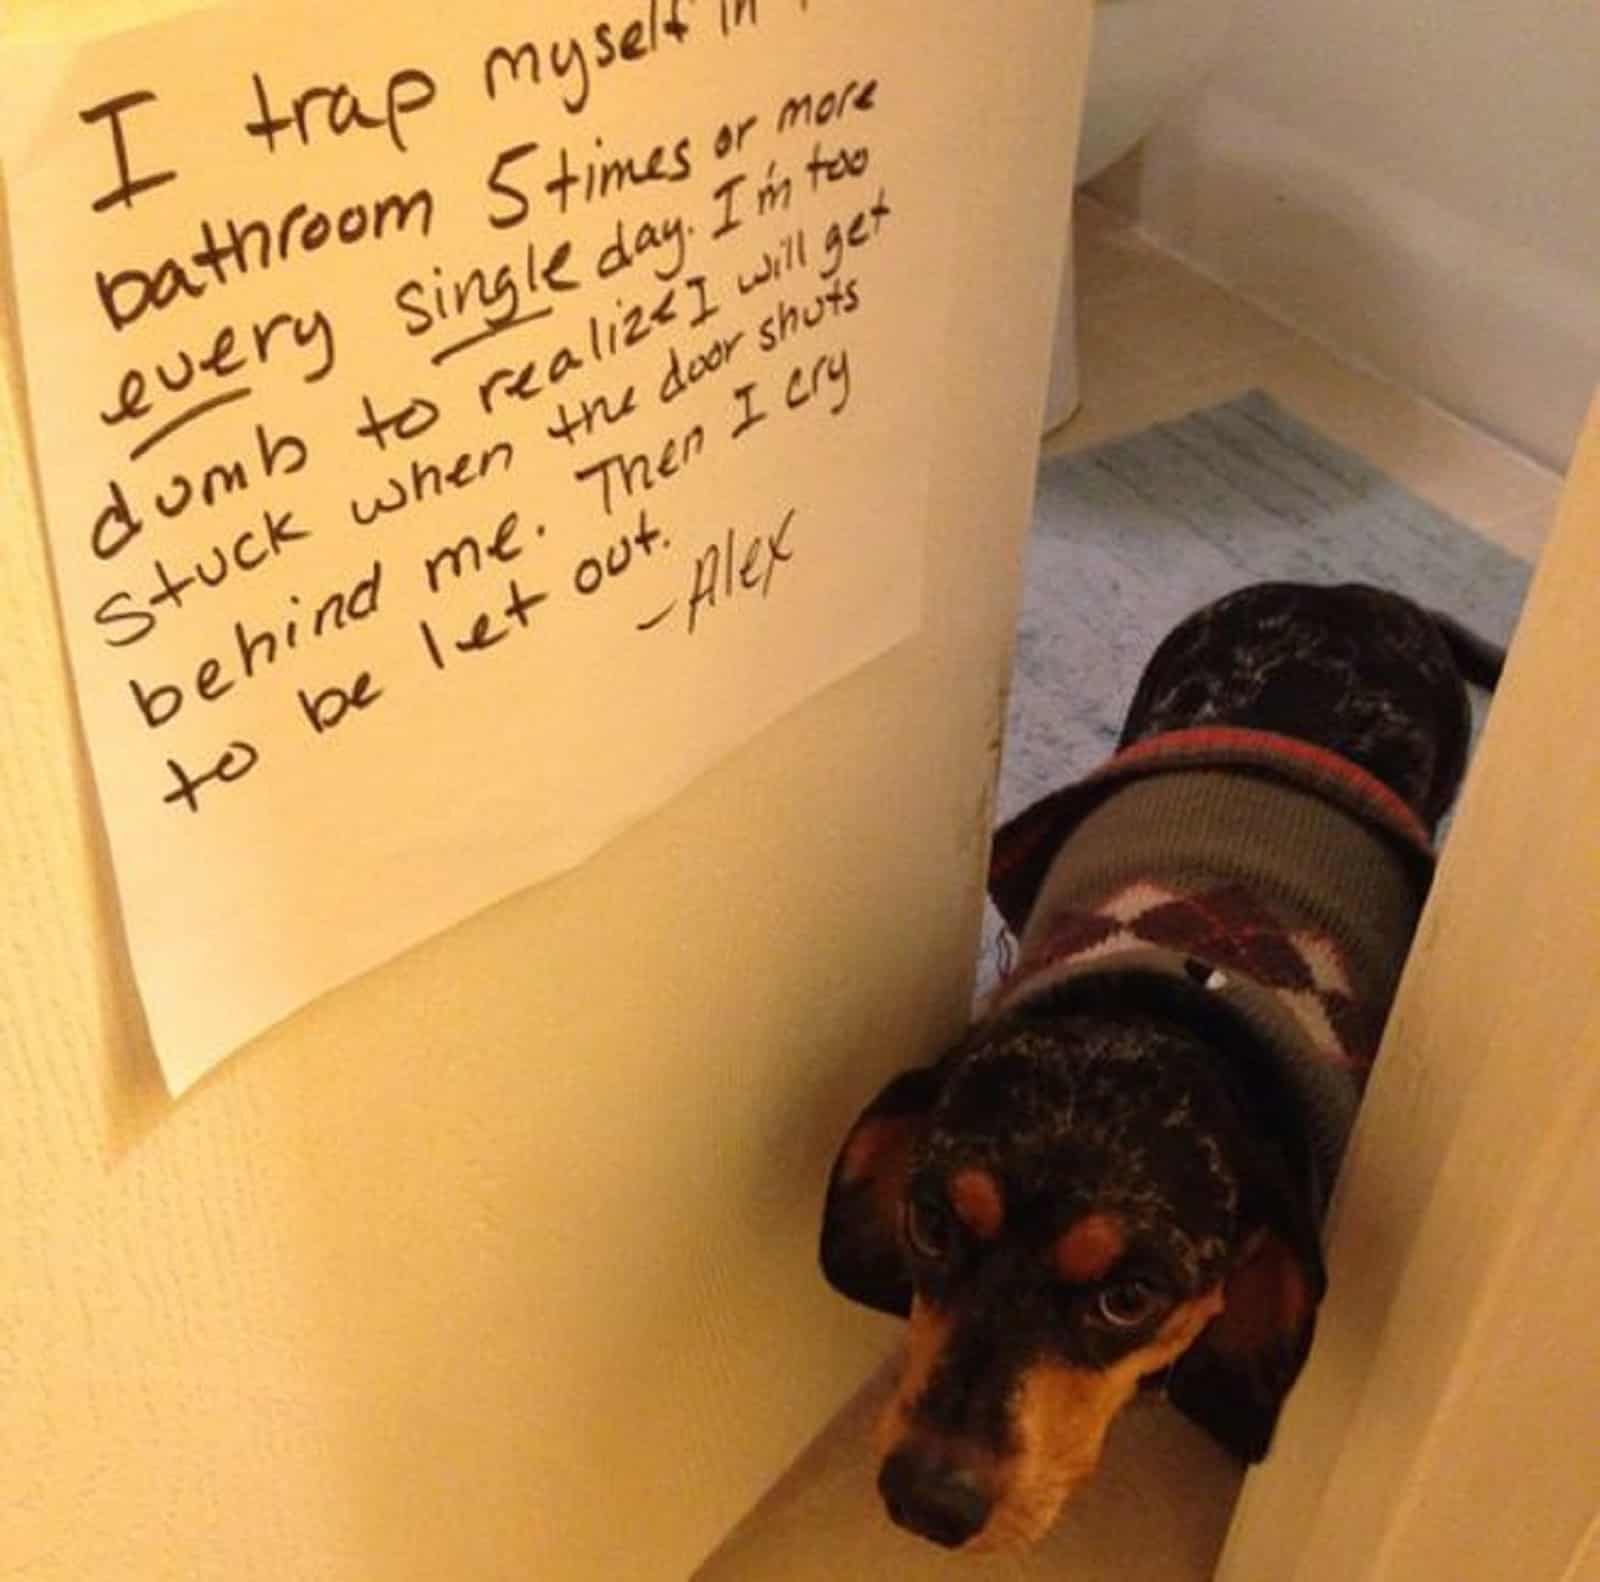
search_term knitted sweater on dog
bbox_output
[987,728,1436,1202]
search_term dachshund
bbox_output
[820,581,1503,1551]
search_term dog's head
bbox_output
[820,977,1325,1550]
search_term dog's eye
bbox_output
[1095,1278,1166,1329]
[904,1187,956,1262]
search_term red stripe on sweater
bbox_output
[1101,727,1433,848]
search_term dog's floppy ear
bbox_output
[819,1065,944,1316]
[1167,1149,1328,1462]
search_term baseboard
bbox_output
[1093,92,1598,471]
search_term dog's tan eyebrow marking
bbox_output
[1053,1213,1126,1283]
[949,1167,1006,1240]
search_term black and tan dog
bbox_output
[820,581,1502,1551]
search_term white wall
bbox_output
[1093,0,1600,470]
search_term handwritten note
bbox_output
[1,0,957,1091]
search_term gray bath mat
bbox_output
[979,389,1533,991]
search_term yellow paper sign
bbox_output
[2,0,953,1091]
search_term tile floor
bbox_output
[694,197,1562,1582]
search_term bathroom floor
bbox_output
[693,197,1562,1582]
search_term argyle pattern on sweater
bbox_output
[1005,878,1375,1072]
[988,726,1435,941]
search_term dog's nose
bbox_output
[878,1447,992,1549]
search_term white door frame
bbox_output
[1218,388,1600,1581]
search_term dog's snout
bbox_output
[878,1446,992,1549]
